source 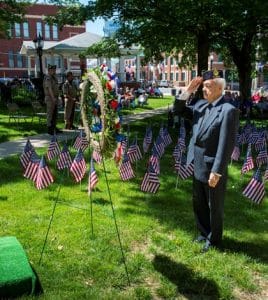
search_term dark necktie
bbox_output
[200,104,212,128]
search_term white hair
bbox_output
[214,78,226,93]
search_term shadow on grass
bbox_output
[221,236,268,264]
[153,254,220,299]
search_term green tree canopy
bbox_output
[0,0,31,38]
[51,0,268,100]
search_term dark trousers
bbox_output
[192,176,227,245]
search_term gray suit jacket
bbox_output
[175,97,239,183]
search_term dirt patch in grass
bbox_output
[233,272,268,300]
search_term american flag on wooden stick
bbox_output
[241,143,254,174]
[20,139,34,169]
[149,149,160,175]
[256,145,268,167]
[231,145,240,161]
[34,156,54,190]
[141,163,160,194]
[24,152,40,181]
[47,135,61,161]
[143,126,152,153]
[264,166,268,181]
[73,130,89,151]
[119,153,135,181]
[242,168,265,204]
[70,149,87,182]
[92,148,102,164]
[174,153,194,180]
[162,127,172,147]
[88,158,98,195]
[127,138,142,163]
[57,144,72,170]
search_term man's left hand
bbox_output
[208,172,220,188]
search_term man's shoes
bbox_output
[193,235,206,243]
[201,241,220,253]
[201,241,212,253]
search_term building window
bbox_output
[165,72,167,80]
[15,23,21,37]
[52,24,58,40]
[8,51,14,68]
[45,23,50,39]
[181,72,186,81]
[176,72,179,81]
[218,53,223,62]
[54,56,61,68]
[191,70,196,79]
[23,22,29,38]
[7,25,12,38]
[17,53,23,68]
[170,57,174,65]
[36,22,42,36]
[170,73,174,81]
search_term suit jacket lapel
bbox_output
[198,98,224,138]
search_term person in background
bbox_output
[174,70,239,252]
[43,64,61,135]
[62,71,78,129]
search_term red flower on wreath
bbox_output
[109,99,118,110]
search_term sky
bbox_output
[86,18,105,36]
[77,0,105,36]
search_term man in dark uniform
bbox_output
[62,71,78,129]
[43,64,61,135]
[174,70,239,252]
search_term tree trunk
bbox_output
[197,31,210,76]
[237,62,252,102]
[196,31,210,98]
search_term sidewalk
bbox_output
[0,107,169,159]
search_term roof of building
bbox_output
[20,31,102,55]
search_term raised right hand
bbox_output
[186,76,203,94]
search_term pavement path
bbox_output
[0,107,170,159]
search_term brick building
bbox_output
[0,3,86,78]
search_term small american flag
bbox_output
[162,128,172,147]
[264,167,268,181]
[24,152,40,181]
[34,156,54,190]
[231,145,240,161]
[141,164,160,194]
[175,161,194,179]
[119,153,135,181]
[149,150,160,175]
[152,137,165,158]
[127,138,142,163]
[178,137,186,153]
[57,144,72,170]
[88,158,98,194]
[256,145,268,167]
[73,131,89,151]
[241,144,254,174]
[47,135,61,161]
[242,168,265,204]
[143,126,152,153]
[92,148,102,164]
[70,149,87,182]
[20,139,34,169]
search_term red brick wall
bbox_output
[0,3,86,78]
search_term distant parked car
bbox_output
[158,80,173,88]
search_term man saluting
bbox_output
[174,70,239,252]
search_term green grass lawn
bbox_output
[0,114,267,299]
[0,96,173,143]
